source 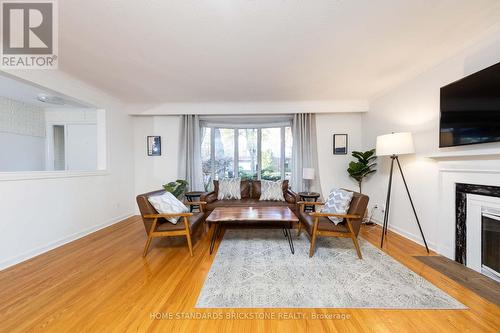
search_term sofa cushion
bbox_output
[206,198,294,212]
[217,178,242,200]
[147,192,189,224]
[259,180,285,201]
[321,188,354,224]
[214,180,251,199]
[252,179,289,199]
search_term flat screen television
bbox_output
[439,61,500,147]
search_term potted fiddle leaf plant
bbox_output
[163,179,188,199]
[347,149,377,193]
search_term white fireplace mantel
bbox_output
[436,163,500,260]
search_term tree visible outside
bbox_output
[201,126,293,190]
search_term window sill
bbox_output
[0,170,110,181]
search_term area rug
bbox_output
[196,229,466,309]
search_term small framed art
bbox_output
[147,136,161,156]
[333,134,348,155]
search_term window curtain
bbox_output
[291,113,322,195]
[178,115,204,191]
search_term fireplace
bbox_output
[455,183,500,282]
[482,212,500,280]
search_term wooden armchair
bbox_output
[297,190,369,258]
[136,190,207,257]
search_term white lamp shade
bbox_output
[376,132,415,156]
[303,168,315,180]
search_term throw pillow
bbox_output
[321,188,354,225]
[260,180,285,201]
[217,177,242,200]
[147,192,189,224]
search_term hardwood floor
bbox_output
[0,216,499,332]
[414,256,500,307]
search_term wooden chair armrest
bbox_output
[144,213,194,219]
[184,201,207,206]
[309,212,361,219]
[297,201,325,206]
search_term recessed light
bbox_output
[36,93,65,105]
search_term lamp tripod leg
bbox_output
[381,156,395,249]
[395,156,430,253]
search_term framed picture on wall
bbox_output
[147,136,161,156]
[333,134,348,155]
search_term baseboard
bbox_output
[370,218,437,252]
[0,212,134,271]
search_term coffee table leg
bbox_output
[283,227,295,254]
[209,223,220,254]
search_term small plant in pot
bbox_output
[347,149,377,193]
[162,179,189,200]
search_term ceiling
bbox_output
[0,74,93,108]
[58,0,500,103]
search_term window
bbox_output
[201,127,212,187]
[201,126,293,190]
[238,129,258,180]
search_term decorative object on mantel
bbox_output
[347,149,377,193]
[302,168,315,194]
[376,132,429,253]
[333,134,348,154]
[162,179,188,200]
[147,136,161,156]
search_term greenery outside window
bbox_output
[201,126,292,190]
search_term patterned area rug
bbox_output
[196,229,466,309]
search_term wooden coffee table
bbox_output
[206,207,299,254]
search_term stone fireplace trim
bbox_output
[455,183,500,264]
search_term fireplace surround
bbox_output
[455,183,500,266]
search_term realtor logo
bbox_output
[1,0,58,69]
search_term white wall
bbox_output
[133,113,363,201]
[0,132,45,171]
[0,96,46,171]
[316,113,363,198]
[44,108,99,171]
[133,116,181,197]
[0,71,135,269]
[361,30,500,255]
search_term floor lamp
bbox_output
[376,132,429,253]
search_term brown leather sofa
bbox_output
[200,179,299,214]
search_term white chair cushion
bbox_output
[321,188,354,225]
[259,180,285,201]
[217,177,242,200]
[147,192,188,224]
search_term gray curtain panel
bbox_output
[178,115,204,191]
[291,113,322,195]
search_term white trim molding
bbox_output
[370,217,438,253]
[0,170,109,181]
